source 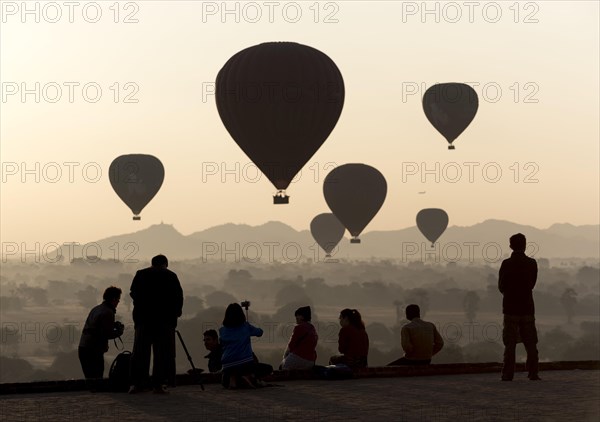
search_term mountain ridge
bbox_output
[38,219,599,262]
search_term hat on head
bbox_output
[295,306,311,322]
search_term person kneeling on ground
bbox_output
[280,306,318,370]
[219,303,271,389]
[387,304,444,366]
[78,286,125,392]
[205,327,271,383]
[329,308,369,369]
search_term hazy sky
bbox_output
[1,0,599,246]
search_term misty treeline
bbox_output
[0,258,598,383]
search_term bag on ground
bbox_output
[314,364,354,380]
[109,350,132,392]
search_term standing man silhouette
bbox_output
[129,254,183,394]
[498,233,540,381]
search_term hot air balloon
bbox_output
[310,213,346,258]
[422,83,478,150]
[416,208,449,246]
[323,164,387,244]
[109,154,164,220]
[215,42,345,204]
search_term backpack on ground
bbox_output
[109,350,132,392]
[313,364,354,380]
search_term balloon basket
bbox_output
[133,216,141,221]
[325,254,332,258]
[273,195,289,204]
[448,145,455,150]
[350,238,361,244]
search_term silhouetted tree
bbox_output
[49,350,86,379]
[205,290,237,307]
[366,322,393,347]
[275,284,310,307]
[560,288,577,324]
[183,295,204,316]
[362,281,391,305]
[405,288,429,317]
[16,285,48,306]
[305,277,327,304]
[485,273,502,312]
[0,357,34,383]
[393,300,403,325]
[223,269,255,298]
[463,291,480,322]
[46,324,80,354]
[538,258,550,269]
[227,269,253,282]
[0,326,20,356]
[562,321,600,361]
[462,341,503,363]
[75,285,99,308]
[576,266,600,285]
[539,327,574,361]
[431,343,464,364]
[0,296,23,311]
[122,292,132,312]
[272,301,316,325]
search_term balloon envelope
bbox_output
[323,164,387,243]
[422,83,478,149]
[310,213,346,257]
[215,42,345,202]
[416,208,449,246]
[109,154,164,220]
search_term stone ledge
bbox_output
[1,360,597,395]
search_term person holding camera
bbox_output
[219,302,266,389]
[78,286,124,391]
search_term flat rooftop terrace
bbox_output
[1,362,599,421]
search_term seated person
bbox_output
[329,308,369,369]
[203,329,223,373]
[204,328,272,379]
[387,304,444,366]
[219,303,271,388]
[280,306,318,370]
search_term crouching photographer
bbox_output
[219,301,273,389]
[78,286,125,391]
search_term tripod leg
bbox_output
[176,330,204,390]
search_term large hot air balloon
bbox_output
[310,213,346,258]
[215,42,345,204]
[323,164,387,244]
[422,83,478,150]
[416,208,449,246]
[109,154,164,220]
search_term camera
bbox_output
[114,321,124,332]
[241,300,251,310]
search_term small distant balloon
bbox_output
[422,83,478,150]
[215,41,345,204]
[310,213,345,258]
[323,164,387,244]
[416,208,449,246]
[109,154,164,220]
